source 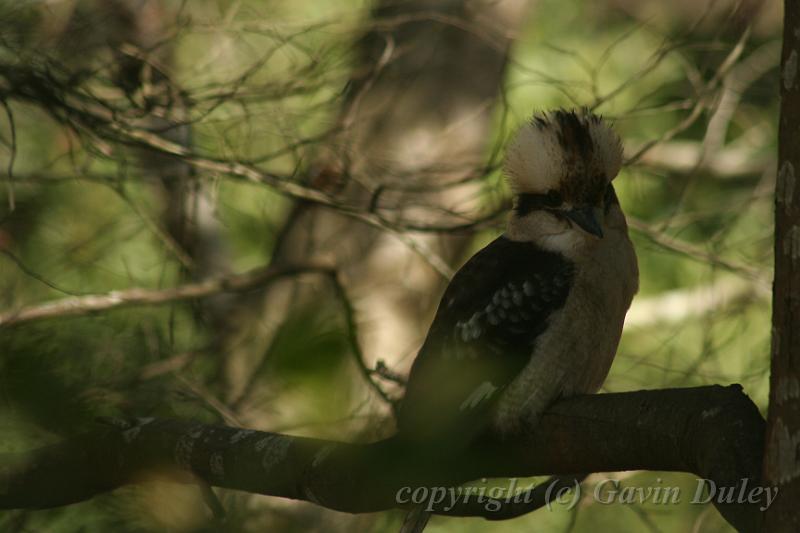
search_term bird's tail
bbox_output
[400,506,431,533]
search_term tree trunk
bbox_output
[762,1,800,530]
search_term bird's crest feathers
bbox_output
[504,109,623,198]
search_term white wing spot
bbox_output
[460,381,499,411]
[523,281,535,295]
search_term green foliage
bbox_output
[0,0,779,531]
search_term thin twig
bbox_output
[0,250,85,296]
[114,184,195,270]
[627,217,770,288]
[107,122,455,278]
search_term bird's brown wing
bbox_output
[397,236,574,445]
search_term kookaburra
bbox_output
[397,109,639,527]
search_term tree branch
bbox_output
[0,264,331,328]
[627,217,770,288]
[0,386,765,532]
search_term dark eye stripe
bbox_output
[515,191,562,217]
[545,190,563,206]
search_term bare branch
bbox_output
[105,122,456,278]
[0,386,766,533]
[627,217,770,288]
[624,26,753,167]
[0,264,331,328]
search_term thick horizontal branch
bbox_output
[0,386,765,532]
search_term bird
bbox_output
[396,108,639,531]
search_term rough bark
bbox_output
[0,386,766,532]
[762,1,800,530]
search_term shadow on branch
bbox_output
[0,385,765,532]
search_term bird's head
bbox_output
[504,109,624,251]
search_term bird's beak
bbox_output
[566,206,603,238]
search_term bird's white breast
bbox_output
[492,212,638,434]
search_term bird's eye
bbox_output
[544,190,563,207]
